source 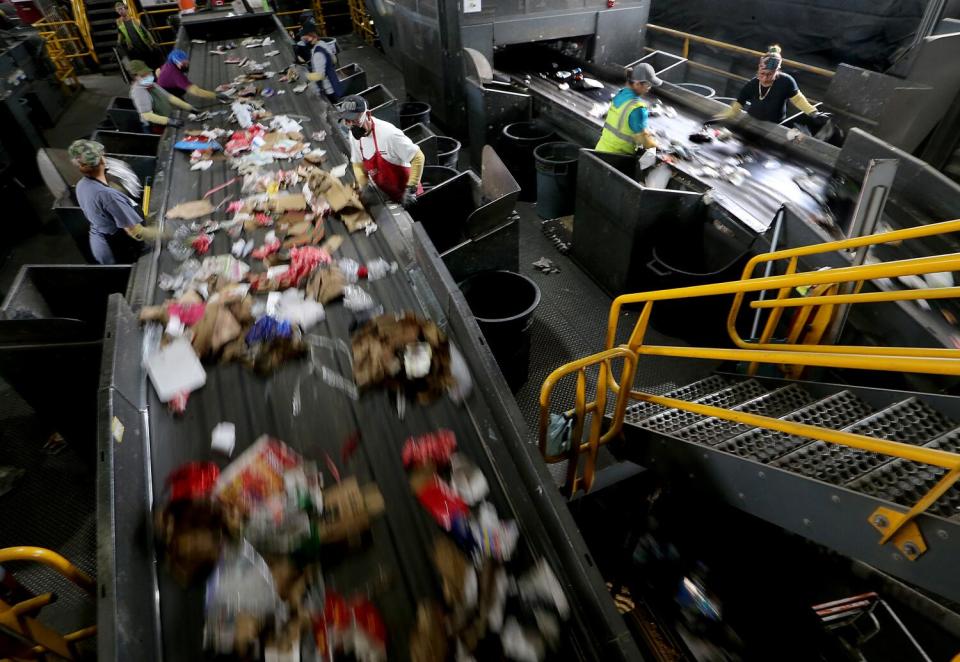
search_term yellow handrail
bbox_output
[538,347,637,493]
[539,218,960,557]
[0,546,96,659]
[647,23,835,78]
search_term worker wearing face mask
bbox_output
[68,140,162,264]
[158,49,230,102]
[128,59,195,133]
[716,45,828,126]
[338,95,424,206]
[595,63,662,155]
[301,26,343,103]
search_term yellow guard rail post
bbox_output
[0,546,96,659]
[539,219,960,559]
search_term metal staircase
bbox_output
[86,0,122,70]
[538,218,960,606]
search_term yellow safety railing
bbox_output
[348,0,375,45]
[0,546,96,660]
[540,218,960,559]
[646,24,835,79]
[126,0,177,47]
[33,1,99,86]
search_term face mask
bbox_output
[139,75,154,86]
[179,64,189,73]
[350,124,368,139]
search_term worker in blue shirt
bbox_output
[595,63,662,155]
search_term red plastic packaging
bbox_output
[166,462,220,502]
[416,475,469,531]
[167,302,206,326]
[402,429,457,469]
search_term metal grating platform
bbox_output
[624,375,731,424]
[716,390,876,464]
[772,398,957,485]
[675,384,813,447]
[638,379,767,436]
[847,429,960,520]
[0,380,96,644]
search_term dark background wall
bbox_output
[649,0,929,71]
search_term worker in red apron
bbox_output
[338,95,424,206]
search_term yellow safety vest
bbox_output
[117,19,155,49]
[595,96,646,155]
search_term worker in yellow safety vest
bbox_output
[115,2,162,69]
[595,63,662,155]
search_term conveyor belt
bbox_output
[97,12,640,662]
[510,71,831,234]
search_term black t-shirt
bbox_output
[736,73,799,123]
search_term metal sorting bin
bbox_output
[571,149,757,344]
[359,84,399,125]
[90,130,160,157]
[459,270,540,391]
[403,122,438,165]
[106,97,144,133]
[534,142,579,219]
[420,165,458,191]
[500,121,555,202]
[410,145,520,283]
[336,63,367,96]
[0,265,131,449]
[675,82,716,98]
[399,101,431,129]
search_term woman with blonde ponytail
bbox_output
[716,44,827,126]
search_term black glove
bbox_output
[401,186,418,207]
[167,118,183,128]
[216,92,232,103]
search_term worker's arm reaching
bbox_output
[635,130,658,150]
[168,94,195,112]
[715,101,744,122]
[352,162,368,188]
[124,223,166,241]
[789,91,820,116]
[186,83,217,100]
[306,70,325,82]
[401,148,425,207]
[140,111,180,127]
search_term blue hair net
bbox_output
[168,49,188,65]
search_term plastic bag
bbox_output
[203,540,279,655]
[545,414,573,456]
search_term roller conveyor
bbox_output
[95,12,640,662]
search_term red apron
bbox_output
[359,123,422,202]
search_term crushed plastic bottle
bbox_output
[365,258,397,281]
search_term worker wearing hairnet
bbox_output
[716,45,828,126]
[338,95,424,206]
[595,63,662,155]
[68,140,162,264]
[158,49,230,102]
[128,59,195,132]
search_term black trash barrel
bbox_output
[420,165,458,192]
[435,136,461,169]
[399,101,431,129]
[676,82,716,98]
[644,216,755,345]
[534,142,579,219]
[500,122,556,202]
[459,270,541,391]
